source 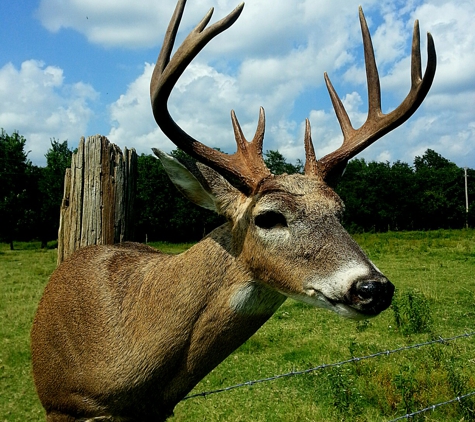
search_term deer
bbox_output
[31,0,436,420]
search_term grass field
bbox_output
[1,230,474,421]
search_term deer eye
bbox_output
[254,211,288,229]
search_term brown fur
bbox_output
[32,173,393,421]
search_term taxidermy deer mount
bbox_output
[31,0,436,420]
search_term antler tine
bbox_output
[231,108,265,154]
[154,0,185,77]
[303,119,322,178]
[359,7,382,119]
[151,0,271,194]
[411,20,423,87]
[230,107,270,184]
[324,72,353,138]
[317,7,436,185]
[153,0,242,97]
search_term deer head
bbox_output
[150,0,435,318]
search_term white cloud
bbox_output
[413,1,475,94]
[377,150,392,162]
[108,62,167,153]
[0,60,98,165]
[37,0,170,48]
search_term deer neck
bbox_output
[144,223,286,402]
[162,223,286,317]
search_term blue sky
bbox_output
[1,0,474,168]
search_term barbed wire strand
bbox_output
[387,390,475,421]
[183,331,475,400]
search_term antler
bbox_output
[152,2,436,191]
[151,0,271,194]
[305,7,436,184]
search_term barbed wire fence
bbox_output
[387,391,475,421]
[183,331,475,420]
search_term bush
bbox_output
[392,290,432,335]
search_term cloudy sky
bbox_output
[0,0,473,168]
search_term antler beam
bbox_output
[151,0,271,194]
[309,7,436,184]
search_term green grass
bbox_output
[1,231,474,421]
[0,242,57,421]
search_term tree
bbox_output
[37,140,72,247]
[386,161,418,230]
[135,150,224,242]
[336,149,473,232]
[414,148,453,171]
[264,150,303,175]
[0,130,31,249]
[413,149,466,229]
[338,159,420,232]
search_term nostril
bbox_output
[349,278,395,315]
[355,280,378,300]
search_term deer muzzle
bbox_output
[300,265,395,320]
[347,277,395,316]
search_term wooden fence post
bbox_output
[57,135,137,265]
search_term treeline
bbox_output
[136,148,475,240]
[1,129,473,248]
[337,150,474,232]
[0,130,71,249]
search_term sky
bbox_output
[0,0,473,168]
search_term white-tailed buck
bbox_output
[31,0,436,420]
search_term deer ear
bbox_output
[153,149,217,211]
[195,162,244,218]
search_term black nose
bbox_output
[350,279,395,315]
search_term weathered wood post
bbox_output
[57,135,137,265]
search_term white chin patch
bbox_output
[332,303,368,320]
[288,291,366,320]
[230,281,286,316]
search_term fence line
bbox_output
[183,331,475,400]
[387,390,475,421]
